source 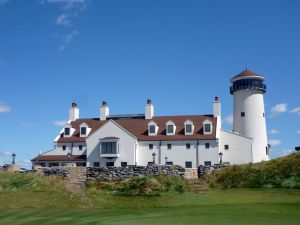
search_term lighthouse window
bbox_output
[241,112,245,117]
[263,113,265,117]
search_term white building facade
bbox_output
[32,69,269,168]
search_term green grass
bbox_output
[205,152,300,189]
[0,172,300,224]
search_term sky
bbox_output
[0,0,299,168]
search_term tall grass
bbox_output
[205,152,300,189]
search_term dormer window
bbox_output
[184,120,194,135]
[79,122,91,137]
[64,128,70,136]
[63,124,74,137]
[81,127,87,135]
[167,125,174,133]
[203,119,213,135]
[166,121,176,135]
[148,121,158,136]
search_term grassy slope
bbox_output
[0,169,300,225]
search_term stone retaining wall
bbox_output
[87,165,185,181]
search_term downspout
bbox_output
[196,140,199,168]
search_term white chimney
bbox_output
[145,99,154,120]
[213,96,221,117]
[213,96,221,138]
[100,101,109,121]
[69,102,79,121]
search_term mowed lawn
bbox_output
[0,172,299,225]
[0,189,299,225]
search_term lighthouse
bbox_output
[230,69,269,162]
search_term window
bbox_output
[167,144,172,150]
[263,113,265,117]
[205,143,210,149]
[76,162,86,167]
[186,143,191,149]
[204,124,211,133]
[266,146,269,155]
[149,144,153,150]
[185,161,192,168]
[149,125,156,134]
[93,162,100,167]
[204,161,211,167]
[49,163,59,167]
[121,162,127,167]
[64,128,70,136]
[185,124,192,133]
[81,127,87,135]
[224,145,229,150]
[62,145,66,151]
[106,162,114,167]
[79,145,83,151]
[166,161,173,165]
[241,112,245,117]
[167,125,174,134]
[101,142,117,154]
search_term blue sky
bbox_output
[0,0,299,167]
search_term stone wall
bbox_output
[37,165,186,182]
[87,165,185,181]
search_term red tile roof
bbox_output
[31,155,86,161]
[57,115,217,143]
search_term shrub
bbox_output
[86,175,187,196]
[205,152,300,189]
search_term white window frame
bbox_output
[79,122,91,137]
[184,120,194,135]
[100,139,120,156]
[166,120,176,136]
[63,124,75,137]
[203,119,213,135]
[148,121,158,136]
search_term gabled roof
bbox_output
[56,115,217,143]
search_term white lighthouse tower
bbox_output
[230,69,269,163]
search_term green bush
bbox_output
[86,175,187,196]
[205,152,300,189]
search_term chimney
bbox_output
[213,96,221,117]
[100,101,109,120]
[145,99,154,120]
[69,102,79,121]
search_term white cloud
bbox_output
[21,122,42,127]
[268,139,281,147]
[0,0,10,5]
[296,130,300,135]
[270,103,288,118]
[55,13,71,26]
[282,149,294,156]
[54,120,67,126]
[291,107,300,115]
[59,29,78,51]
[0,102,11,113]
[224,114,233,124]
[17,159,32,167]
[269,129,279,135]
[0,150,11,157]
[44,0,87,10]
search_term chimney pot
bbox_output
[102,101,107,107]
[147,99,152,105]
[72,102,78,107]
[215,96,219,101]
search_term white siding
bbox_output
[219,130,253,164]
[86,121,137,167]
